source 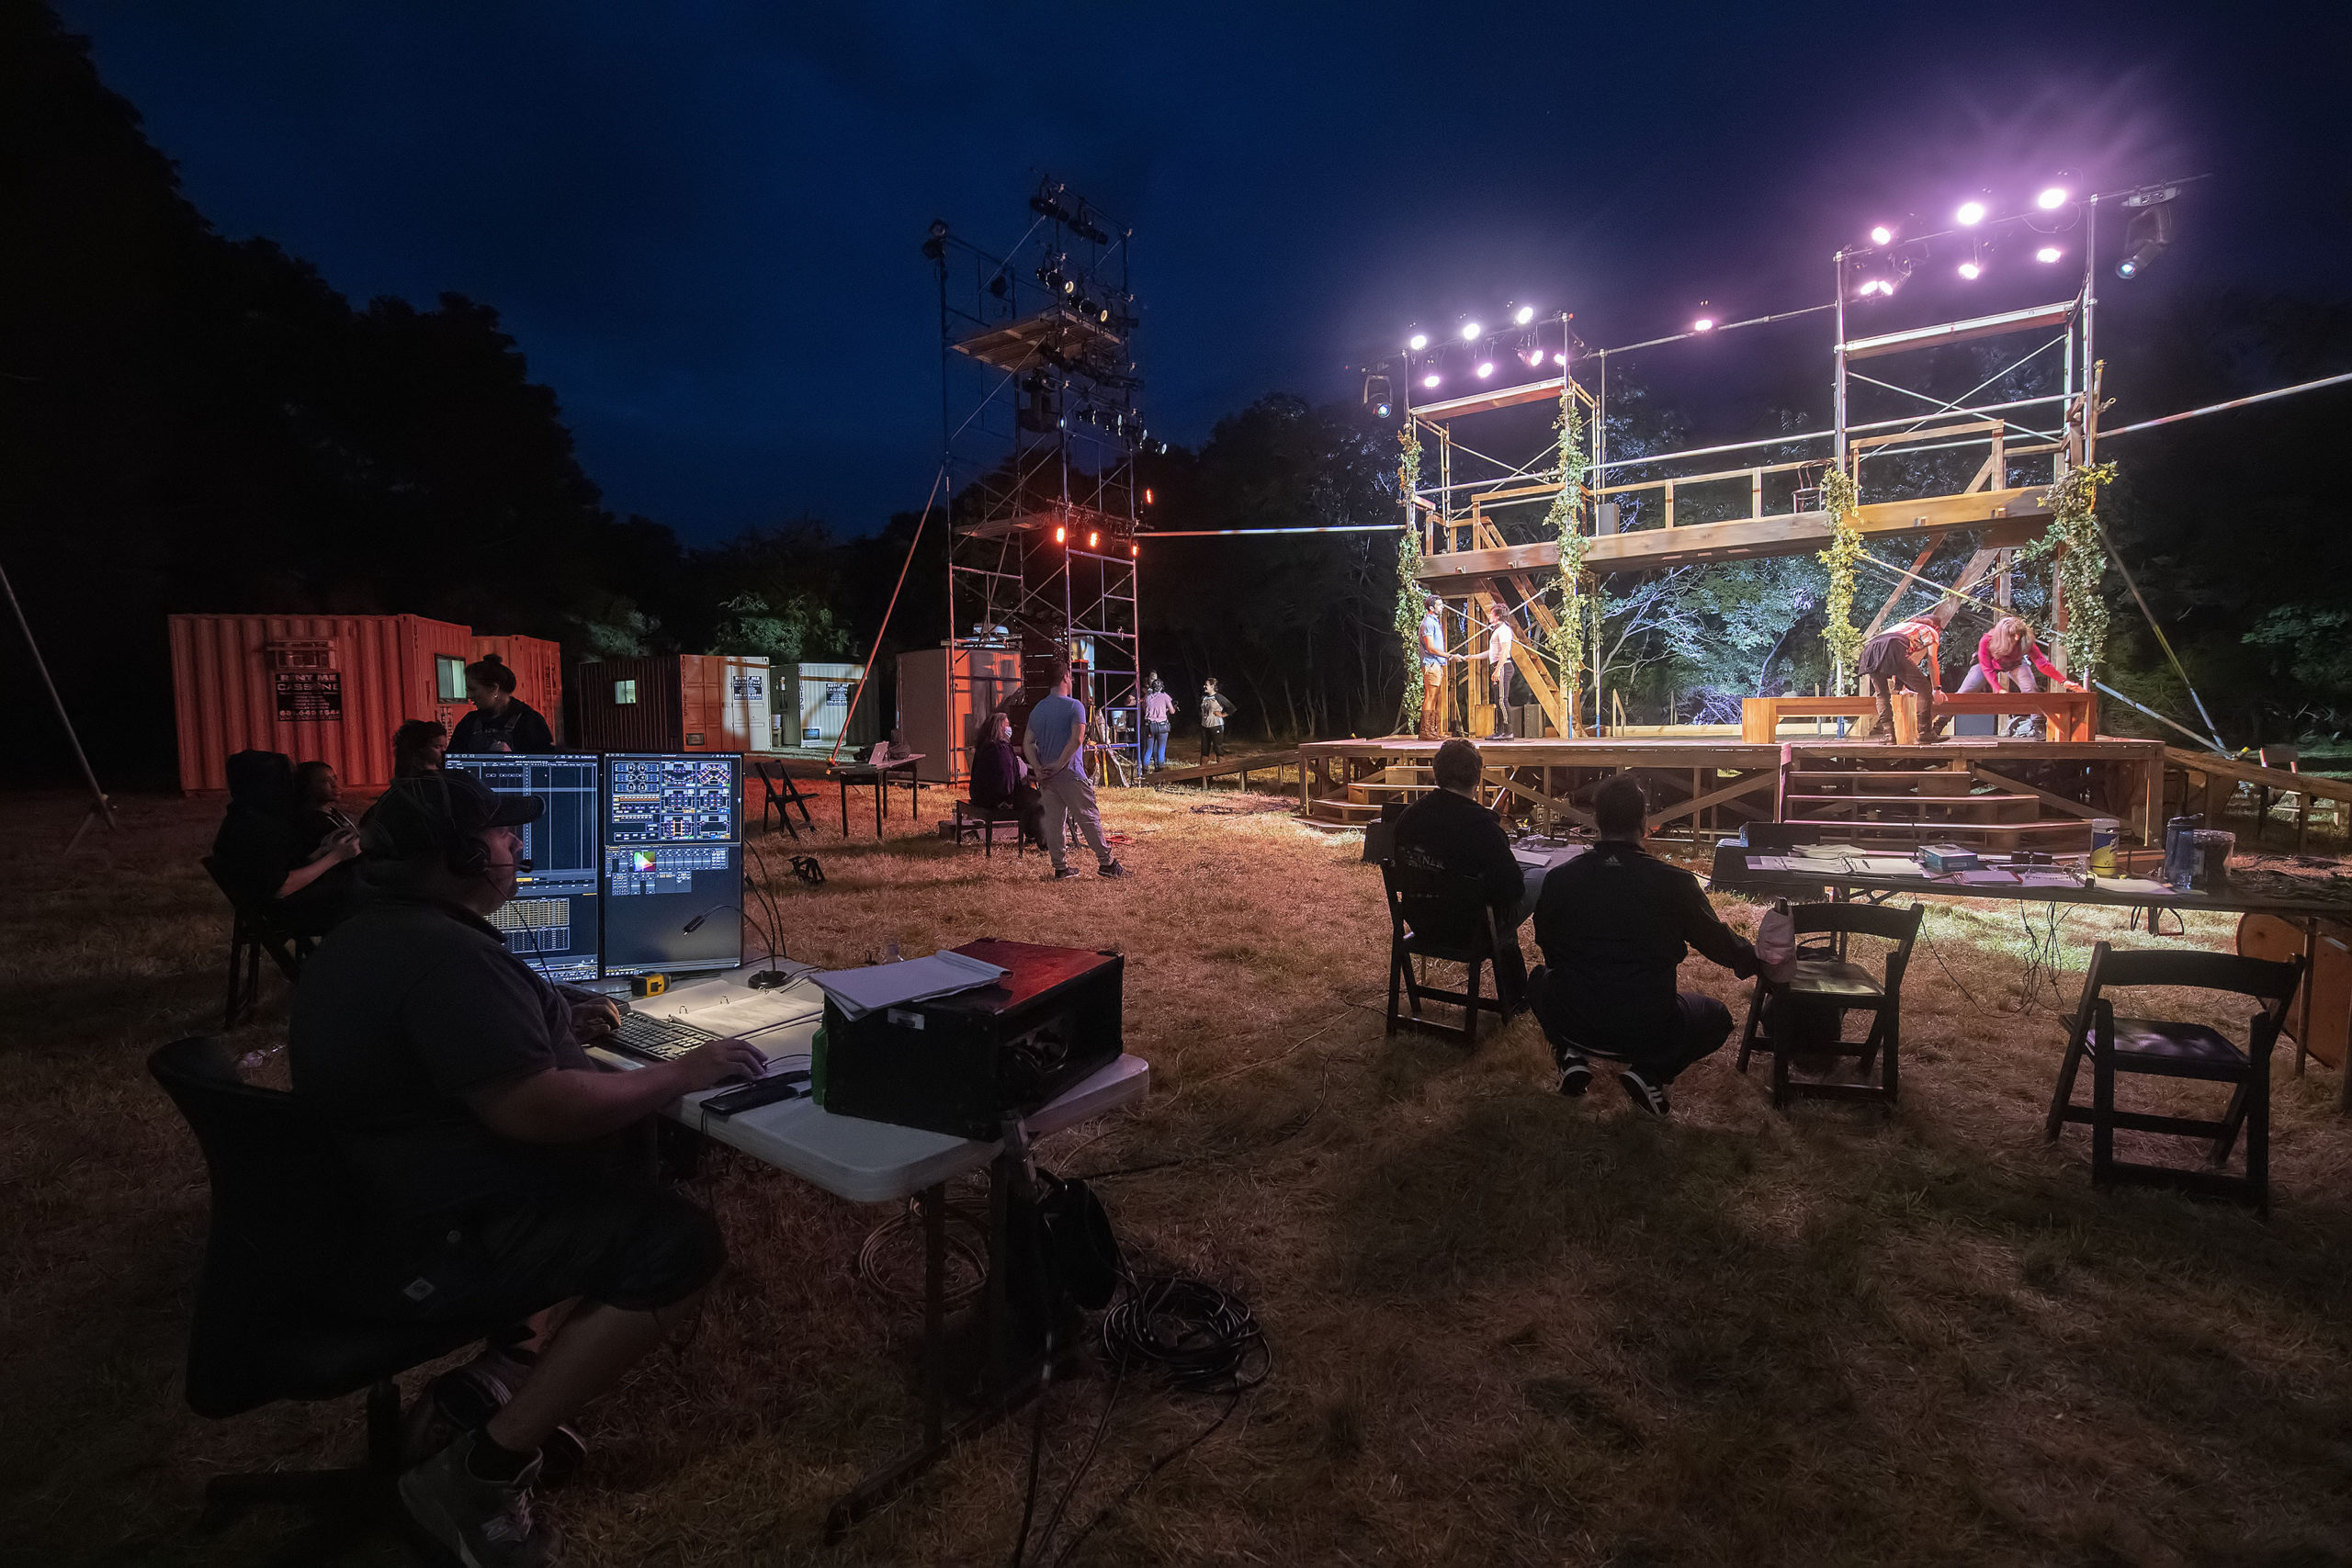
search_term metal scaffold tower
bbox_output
[925,179,1146,786]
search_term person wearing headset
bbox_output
[291,772,763,1566]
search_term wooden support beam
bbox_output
[1862,539,1942,641]
[1499,776,1595,828]
[1645,771,1774,831]
[1967,763,2109,823]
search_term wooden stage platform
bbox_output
[1295,733,2166,852]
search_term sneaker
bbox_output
[1556,1061,1592,1098]
[429,1351,586,1488]
[399,1430,550,1568]
[1096,861,1132,878]
[1619,1069,1670,1118]
[1052,865,1084,880]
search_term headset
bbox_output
[362,775,529,887]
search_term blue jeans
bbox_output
[1144,722,1169,769]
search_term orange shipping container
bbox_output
[168,614,563,793]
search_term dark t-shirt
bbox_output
[449,699,555,755]
[290,896,611,1223]
[1533,840,1757,1047]
[1392,786,1522,910]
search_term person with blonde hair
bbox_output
[1961,615,2074,736]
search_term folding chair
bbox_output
[1736,900,1921,1111]
[202,856,312,1029]
[1382,856,1509,1046]
[2043,942,2301,1214]
[752,760,817,841]
[952,800,1028,859]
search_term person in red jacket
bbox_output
[1959,615,2075,737]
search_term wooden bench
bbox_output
[1741,689,2098,744]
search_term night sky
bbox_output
[60,1,2351,541]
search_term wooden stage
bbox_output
[1295,732,2167,852]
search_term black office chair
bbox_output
[150,1037,506,1550]
[2042,943,2302,1214]
[1382,856,1510,1046]
[1736,900,1922,1111]
[202,856,313,1029]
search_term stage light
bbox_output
[1088,530,1100,548]
[1870,224,1894,245]
[1692,316,1714,332]
[1513,304,1535,325]
[1476,360,1494,378]
[1423,371,1442,389]
[1521,337,1544,367]
[1054,525,1067,544]
[2116,195,2177,279]
[2036,245,2062,264]
[1062,278,1077,294]
[1957,259,1982,279]
[1144,488,1154,504]
[1461,321,1483,341]
[2036,186,2068,209]
[1551,352,1566,366]
[1956,199,1986,226]
[1129,542,1138,558]
[1408,332,1428,351]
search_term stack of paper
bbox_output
[808,951,1008,1021]
[1849,856,1928,877]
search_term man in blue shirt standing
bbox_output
[1022,660,1132,881]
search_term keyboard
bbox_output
[610,1011,722,1062]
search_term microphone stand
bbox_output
[682,901,791,989]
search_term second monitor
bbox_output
[600,752,744,979]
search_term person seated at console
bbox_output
[970,708,1046,850]
[291,772,763,1565]
[1529,775,1758,1116]
[449,655,555,754]
[1390,738,1528,1010]
[393,718,449,776]
[211,750,362,938]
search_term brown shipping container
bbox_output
[168,614,562,793]
[575,655,775,753]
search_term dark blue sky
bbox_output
[62,2,2350,541]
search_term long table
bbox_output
[1708,841,2352,1111]
[592,968,1150,1535]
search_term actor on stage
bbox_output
[1859,599,1959,741]
[1418,602,1448,740]
[1486,603,1516,738]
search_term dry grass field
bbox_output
[3,785,2350,1568]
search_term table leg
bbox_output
[2299,919,2315,1078]
[839,778,851,839]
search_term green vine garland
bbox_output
[1816,468,1864,690]
[2019,460,2116,680]
[1542,383,1590,730]
[1395,424,1429,730]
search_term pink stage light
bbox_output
[1475,361,1495,378]
[1957,260,1982,280]
[1461,321,1483,341]
[1423,371,1442,389]
[1408,332,1429,351]
[2036,245,2062,264]
[1956,200,1986,226]
[1513,305,1535,324]
[1870,224,1894,245]
[2036,186,2068,209]
[1551,352,1566,366]
[1691,317,1714,332]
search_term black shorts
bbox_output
[347,1186,724,1323]
[1860,634,1931,689]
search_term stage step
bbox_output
[1306,798,1385,824]
[1784,770,1973,795]
[1783,791,2041,823]
[1779,817,2093,852]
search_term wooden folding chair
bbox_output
[2043,942,2301,1214]
[1736,900,1921,1111]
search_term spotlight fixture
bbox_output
[1869,224,1894,245]
[1475,360,1495,378]
[1956,199,1987,226]
[2035,245,2063,264]
[1408,332,1429,351]
[1513,304,1535,325]
[1364,373,1395,419]
[2036,186,2068,210]
[1461,321,1483,341]
[1691,316,1714,332]
[1957,259,1982,280]
[1054,525,1067,543]
[1521,336,1544,367]
[1144,488,1154,504]
[1551,352,1566,366]
[921,218,949,260]
[1129,542,1138,558]
[1423,371,1442,389]
[1088,530,1100,548]
[2115,191,2177,279]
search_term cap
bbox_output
[362,772,540,864]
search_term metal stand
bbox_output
[1,558,117,852]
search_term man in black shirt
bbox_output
[1531,774,1758,1115]
[292,772,763,1566]
[1391,738,1529,1009]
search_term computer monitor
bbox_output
[444,752,604,984]
[599,752,744,979]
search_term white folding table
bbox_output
[590,974,1151,1536]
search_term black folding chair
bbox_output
[2042,942,2301,1214]
[952,800,1029,858]
[752,760,817,841]
[202,855,312,1029]
[1382,856,1510,1046]
[1736,900,1921,1111]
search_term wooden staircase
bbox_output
[1306,761,1438,825]
[1779,764,2093,852]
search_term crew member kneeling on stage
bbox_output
[1858,598,1958,741]
[971,709,1046,850]
[1023,660,1130,880]
[1391,738,1528,1010]
[1529,775,1758,1116]
[291,772,762,1565]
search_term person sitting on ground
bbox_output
[1198,677,1234,762]
[211,750,363,939]
[394,718,449,777]
[1858,598,1959,740]
[969,709,1046,850]
[1529,774,1758,1115]
[1389,738,1529,1010]
[1023,660,1130,880]
[1141,675,1174,772]
[449,655,556,754]
[291,771,763,1566]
